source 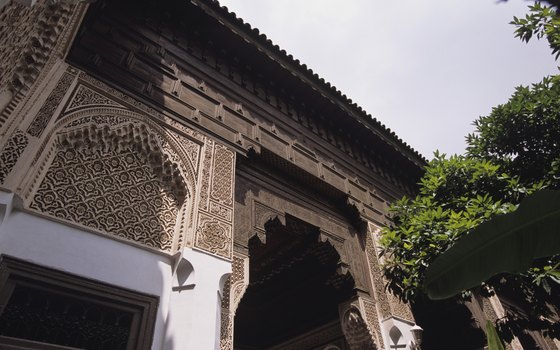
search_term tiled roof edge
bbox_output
[193,0,427,166]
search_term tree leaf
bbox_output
[423,190,560,299]
[486,321,505,350]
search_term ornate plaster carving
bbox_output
[28,114,194,252]
[211,144,235,206]
[0,1,74,93]
[365,222,414,322]
[340,305,377,350]
[26,72,75,137]
[220,253,249,350]
[77,72,204,143]
[195,139,235,258]
[195,213,232,258]
[66,84,124,111]
[362,297,385,349]
[0,129,28,184]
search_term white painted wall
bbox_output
[380,316,419,350]
[0,191,231,349]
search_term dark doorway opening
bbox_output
[234,216,355,349]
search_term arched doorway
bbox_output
[234,216,356,349]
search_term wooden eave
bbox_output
[190,0,427,171]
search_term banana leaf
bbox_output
[486,321,505,350]
[424,190,560,299]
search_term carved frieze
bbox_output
[0,1,74,93]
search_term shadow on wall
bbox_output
[412,297,486,350]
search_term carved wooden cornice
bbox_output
[67,0,424,206]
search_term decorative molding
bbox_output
[362,297,385,349]
[26,72,75,137]
[77,72,205,142]
[0,1,74,93]
[0,129,28,184]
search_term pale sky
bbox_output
[217,0,558,159]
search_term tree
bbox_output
[380,1,560,343]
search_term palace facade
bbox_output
[0,0,541,349]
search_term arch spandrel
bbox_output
[24,107,202,253]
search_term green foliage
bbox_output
[511,2,560,59]
[424,190,560,300]
[486,321,505,350]
[380,153,531,301]
[466,76,560,186]
[381,3,560,342]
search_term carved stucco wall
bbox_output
[0,66,237,257]
[0,0,85,131]
[339,300,378,350]
[220,252,249,350]
[30,118,189,251]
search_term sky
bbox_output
[217,0,558,159]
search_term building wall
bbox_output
[0,1,426,349]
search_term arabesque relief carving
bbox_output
[0,129,29,184]
[30,117,189,251]
[66,85,124,111]
[0,0,82,131]
[27,72,75,137]
[366,223,414,322]
[340,306,377,350]
[195,139,235,259]
[220,254,249,350]
[211,144,235,206]
[195,214,232,258]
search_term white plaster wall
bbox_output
[0,195,232,350]
[163,248,231,350]
[380,317,418,350]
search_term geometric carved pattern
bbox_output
[66,85,124,111]
[0,129,29,184]
[363,298,385,349]
[30,118,188,251]
[365,230,392,319]
[365,223,414,322]
[27,72,75,137]
[220,254,248,350]
[194,215,232,258]
[195,141,235,258]
[340,306,377,350]
[198,140,213,211]
[211,144,234,206]
[0,1,72,93]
